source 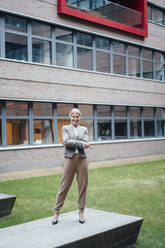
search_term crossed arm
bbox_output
[62,126,89,149]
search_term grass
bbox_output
[0,159,165,247]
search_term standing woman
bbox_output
[52,108,90,225]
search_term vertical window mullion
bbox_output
[0,16,5,58]
[110,40,112,73]
[140,48,143,78]
[141,107,144,138]
[154,108,157,137]
[2,101,6,146]
[93,105,98,141]
[127,106,130,139]
[29,102,33,145]
[93,36,96,72]
[73,31,77,68]
[27,20,32,62]
[126,45,128,76]
[111,105,115,140]
[52,26,56,65]
[53,103,58,143]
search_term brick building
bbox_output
[0,0,165,172]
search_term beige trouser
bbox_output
[54,154,88,214]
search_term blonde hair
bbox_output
[69,108,82,117]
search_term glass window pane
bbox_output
[5,33,27,61]
[32,39,51,64]
[155,52,164,63]
[113,55,126,75]
[0,103,1,115]
[7,120,29,145]
[0,120,1,146]
[115,120,127,139]
[33,103,52,116]
[144,121,155,137]
[114,106,126,117]
[153,7,163,24]
[128,58,140,77]
[142,49,152,60]
[148,5,152,21]
[6,101,28,116]
[143,107,154,118]
[96,51,110,73]
[56,43,73,67]
[57,119,70,143]
[129,107,141,118]
[157,120,165,136]
[56,28,73,42]
[130,120,142,138]
[112,41,125,54]
[77,47,92,70]
[96,37,109,50]
[5,15,27,32]
[143,61,153,79]
[33,120,53,144]
[97,120,111,140]
[155,63,164,81]
[32,21,51,38]
[77,32,92,47]
[57,104,73,116]
[156,108,164,118]
[97,105,111,117]
[144,108,154,119]
[128,45,139,57]
[79,119,94,141]
[78,105,93,117]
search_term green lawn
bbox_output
[0,160,165,247]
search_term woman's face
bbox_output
[70,112,80,127]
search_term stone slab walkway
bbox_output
[0,154,165,182]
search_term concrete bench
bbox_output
[0,193,16,218]
[0,208,143,248]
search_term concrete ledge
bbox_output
[0,208,143,248]
[0,193,16,218]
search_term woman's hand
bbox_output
[84,143,90,149]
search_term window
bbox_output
[32,39,51,64]
[155,52,164,81]
[96,37,110,73]
[128,45,140,77]
[142,49,153,79]
[56,28,73,67]
[33,103,52,116]
[153,7,164,25]
[7,120,29,145]
[5,15,27,32]
[114,106,127,139]
[32,21,51,38]
[78,104,93,117]
[33,120,53,144]
[77,32,93,70]
[143,107,155,137]
[6,101,28,116]
[112,41,126,75]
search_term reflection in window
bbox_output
[143,60,153,79]
[0,103,2,115]
[56,43,73,67]
[0,120,1,146]
[97,120,111,140]
[97,105,111,117]
[5,15,27,32]
[128,58,140,77]
[130,121,141,138]
[113,55,126,75]
[57,119,70,143]
[7,120,28,145]
[115,120,127,139]
[77,47,92,70]
[80,119,94,141]
[56,28,73,42]
[96,37,109,50]
[144,108,154,118]
[128,45,139,57]
[156,108,164,118]
[114,106,126,117]
[78,105,93,116]
[57,104,73,116]
[5,33,27,61]
[144,121,155,137]
[157,121,165,136]
[129,107,141,118]
[33,120,53,144]
[112,41,125,54]
[77,32,92,47]
[32,21,51,38]
[33,103,52,116]
[32,39,51,64]
[6,101,28,116]
[96,51,110,73]
[153,7,163,25]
